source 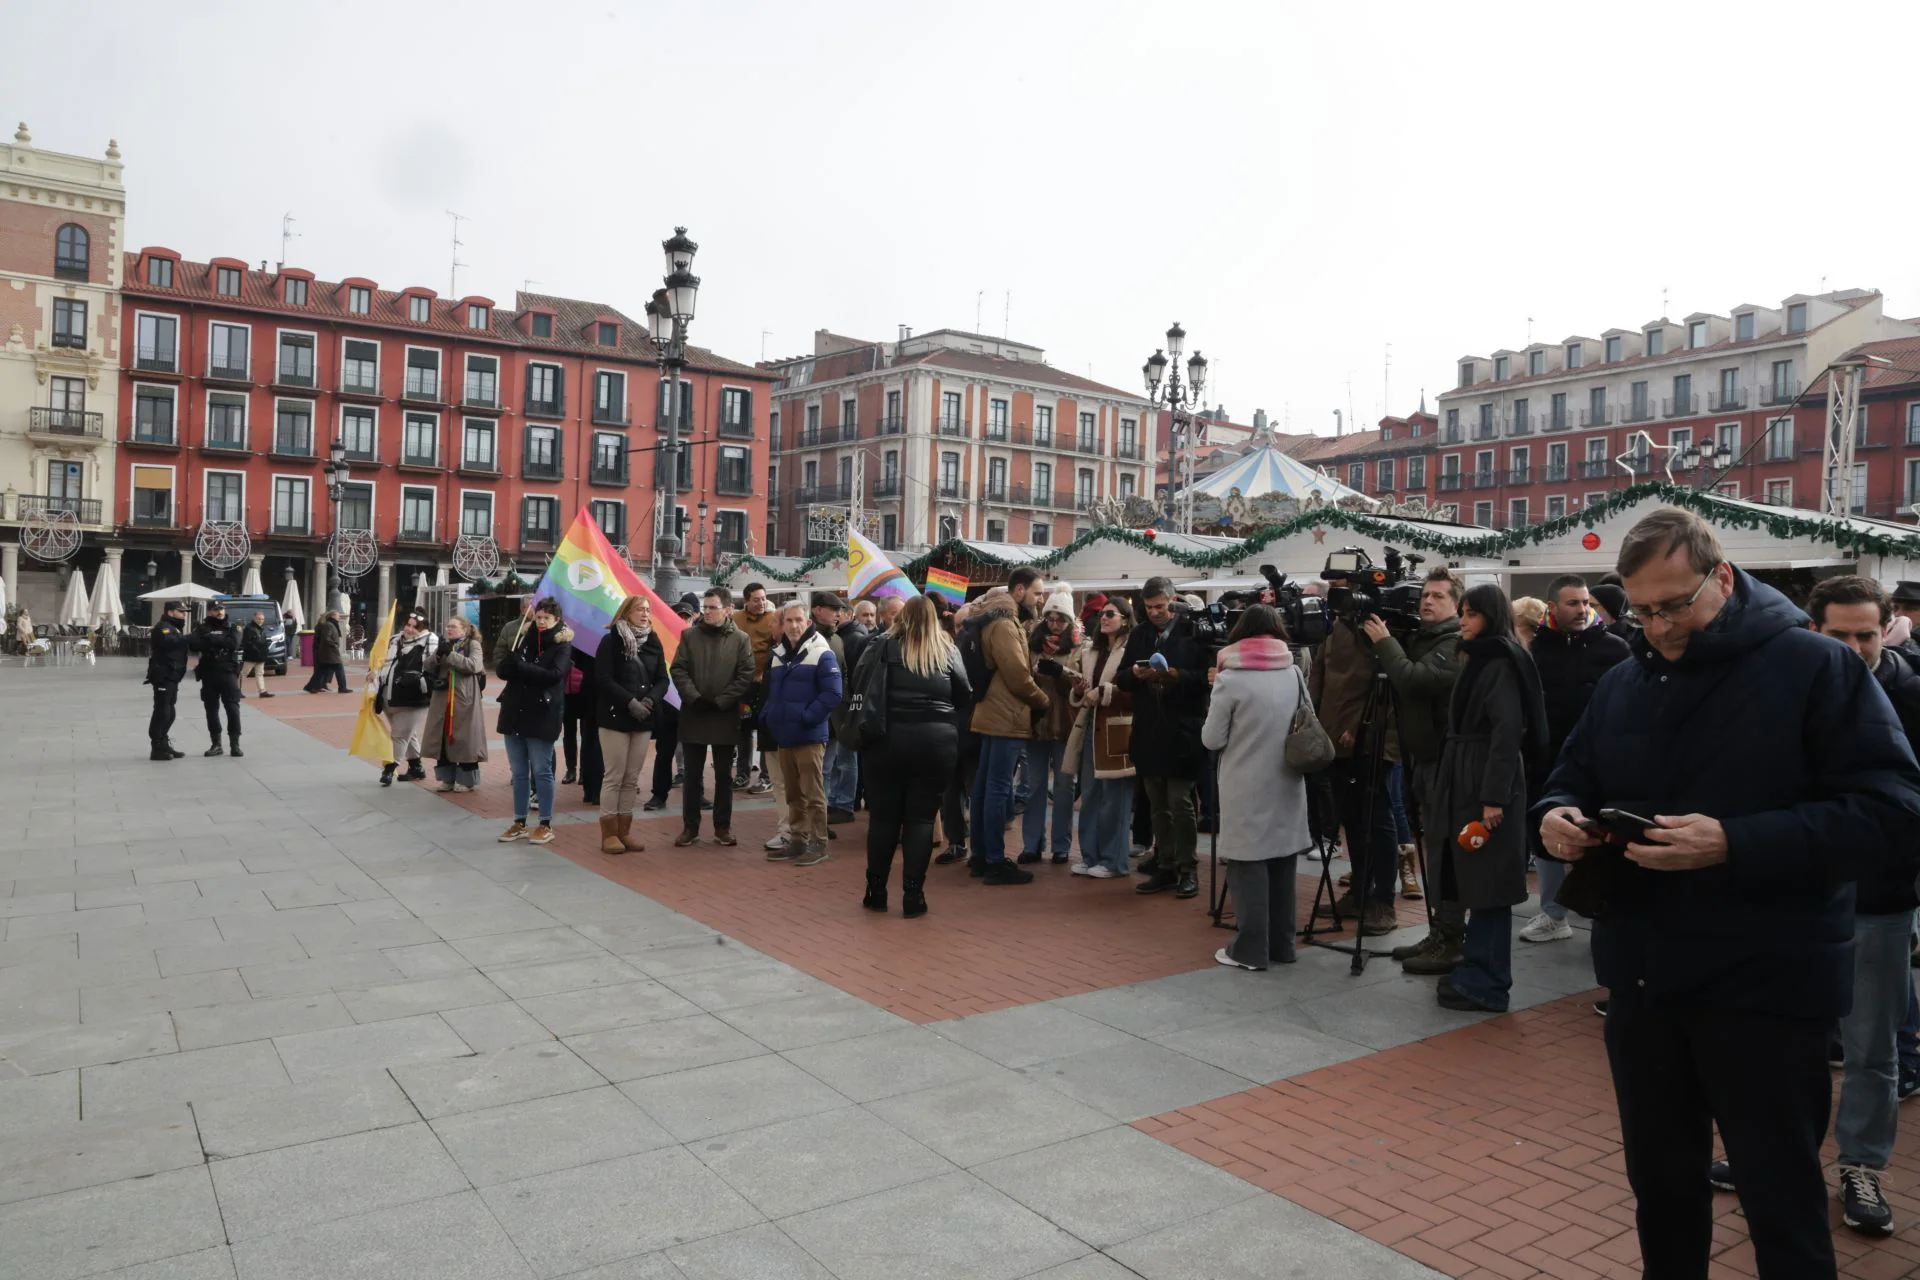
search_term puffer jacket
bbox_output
[1027,618,1082,742]
[1530,615,1632,762]
[761,627,843,749]
[968,592,1048,738]
[595,628,671,734]
[1367,617,1461,765]
[671,616,756,746]
[496,622,573,741]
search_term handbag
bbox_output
[1283,667,1335,774]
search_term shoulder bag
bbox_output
[1283,667,1335,774]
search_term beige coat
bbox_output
[967,592,1049,739]
[424,635,489,763]
[1063,640,1134,780]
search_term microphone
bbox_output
[1148,652,1168,671]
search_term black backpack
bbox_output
[838,639,891,751]
[956,618,991,706]
[389,641,431,707]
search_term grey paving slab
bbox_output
[133,859,250,884]
[76,881,209,911]
[292,915,440,956]
[273,1012,474,1082]
[1056,981,1248,1039]
[1151,1012,1373,1085]
[262,883,356,910]
[155,938,306,978]
[212,904,351,944]
[1026,1037,1257,1123]
[419,903,563,940]
[1108,1191,1448,1278]
[391,1037,605,1118]
[481,1146,762,1278]
[0,1104,203,1205]
[450,926,602,969]
[82,1039,291,1117]
[80,921,224,965]
[933,1003,1140,1070]
[441,1001,555,1052]
[80,970,253,1024]
[0,932,78,969]
[0,1014,177,1075]
[193,1070,419,1160]
[382,940,477,978]
[171,993,355,1051]
[564,1013,767,1082]
[92,1247,239,1279]
[782,1025,1001,1104]
[6,903,145,939]
[714,989,910,1052]
[0,985,79,1036]
[619,1053,849,1143]
[0,1165,225,1280]
[237,950,405,999]
[430,1085,675,1186]
[517,980,699,1038]
[336,973,508,1024]
[624,936,768,979]
[865,1074,1114,1169]
[974,1127,1259,1250]
[486,954,649,999]
[0,1071,78,1136]
[573,917,722,955]
[653,957,831,1013]
[0,891,76,918]
[1280,984,1493,1049]
[663,1223,833,1280]
[210,1121,469,1242]
[515,892,669,928]
[781,1170,1087,1280]
[141,890,275,924]
[1021,1256,1141,1279]
[693,1105,953,1220]
[550,1255,682,1280]
[228,1190,535,1280]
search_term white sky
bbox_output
[12,0,1920,433]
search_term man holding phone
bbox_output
[1536,508,1920,1277]
[1115,577,1210,898]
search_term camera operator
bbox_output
[1115,576,1210,899]
[1537,508,1920,1277]
[1361,567,1465,968]
[1311,576,1402,936]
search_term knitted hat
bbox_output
[1590,583,1628,621]
[1042,589,1075,619]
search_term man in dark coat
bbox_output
[191,601,244,757]
[241,611,273,699]
[145,601,191,760]
[669,586,756,846]
[1114,576,1210,899]
[1537,509,1920,1278]
[821,594,863,825]
[304,609,350,693]
[1311,577,1400,936]
[1521,575,1631,945]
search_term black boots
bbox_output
[380,762,397,787]
[204,740,224,757]
[229,736,243,758]
[901,881,928,918]
[862,877,887,912]
[150,745,175,761]
[400,761,425,781]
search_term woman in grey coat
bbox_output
[424,615,489,792]
[1200,606,1313,970]
[1430,584,1547,1013]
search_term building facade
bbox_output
[116,254,774,622]
[0,124,126,616]
[765,328,1155,554]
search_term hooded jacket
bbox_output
[761,627,843,749]
[1535,568,1920,1019]
[671,615,756,746]
[1530,611,1632,760]
[495,622,573,741]
[968,591,1049,739]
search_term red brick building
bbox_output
[116,249,774,618]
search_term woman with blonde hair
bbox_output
[861,593,971,917]
[594,593,670,854]
[1512,596,1546,650]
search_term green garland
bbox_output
[706,483,1920,584]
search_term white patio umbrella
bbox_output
[281,576,305,629]
[240,561,264,596]
[89,560,123,630]
[0,573,9,619]
[58,569,91,628]
[412,573,428,611]
[137,581,222,602]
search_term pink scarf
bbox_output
[1215,635,1293,671]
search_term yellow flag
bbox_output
[348,602,398,767]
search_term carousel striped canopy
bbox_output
[1186,445,1376,505]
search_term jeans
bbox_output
[941,734,978,852]
[148,680,178,748]
[1013,744,1032,804]
[1386,763,1412,845]
[1605,988,1835,1279]
[1075,732,1132,873]
[682,742,736,830]
[433,759,479,789]
[1536,855,1570,921]
[865,723,958,889]
[1448,906,1512,1010]
[1837,908,1917,1169]
[305,662,348,692]
[1140,775,1198,874]
[969,734,1026,865]
[503,734,555,824]
[1021,739,1074,856]
[1902,982,1920,1073]
[1328,756,1398,905]
[826,738,859,811]
[1225,856,1298,968]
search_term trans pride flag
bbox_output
[847,528,918,602]
[533,507,687,703]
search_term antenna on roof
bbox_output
[1383,342,1391,419]
[761,330,772,361]
[1526,316,1533,344]
[278,213,298,271]
[521,279,542,294]
[976,291,983,333]
[1003,290,1010,339]
[446,211,468,298]
[1660,285,1669,319]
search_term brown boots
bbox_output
[599,814,647,854]
[1398,844,1423,899]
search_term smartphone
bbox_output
[1597,807,1657,841]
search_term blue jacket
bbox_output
[760,628,842,749]
[1535,568,1920,1020]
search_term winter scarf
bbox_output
[1029,619,1081,657]
[614,618,650,661]
[1215,635,1294,671]
[439,635,476,745]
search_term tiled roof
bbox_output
[513,291,769,379]
[892,348,1146,403]
[1814,336,1920,394]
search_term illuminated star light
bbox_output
[1614,430,1683,484]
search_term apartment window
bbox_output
[133,467,172,524]
[1669,427,1693,457]
[939,451,961,495]
[707,509,743,555]
[1671,373,1692,415]
[838,456,854,495]
[1565,343,1583,369]
[1076,468,1095,505]
[1546,495,1566,520]
[1547,441,1568,479]
[1510,446,1530,480]
[1031,522,1051,546]
[401,488,434,539]
[1476,404,1493,437]
[204,472,244,523]
[206,393,247,449]
[1444,408,1459,438]
[804,404,821,438]
[1494,356,1510,380]
[1604,335,1622,363]
[881,513,897,550]
[986,519,1006,542]
[940,391,963,429]
[525,425,560,477]
[283,277,308,306]
[1736,313,1755,341]
[592,432,625,482]
[597,321,617,346]
[216,266,242,297]
[1475,449,1494,480]
[1119,418,1137,456]
[988,397,1010,438]
[656,379,694,429]
[1644,329,1664,357]
[883,451,899,484]
[341,339,379,394]
[408,295,430,324]
[721,387,751,434]
[526,364,562,414]
[882,388,902,427]
[1077,413,1098,450]
[1687,320,1706,349]
[1908,403,1920,446]
[842,398,859,432]
[463,419,496,470]
[801,458,818,494]
[135,314,177,370]
[343,286,369,315]
[522,496,558,543]
[595,371,627,422]
[145,256,173,287]
[1473,501,1493,527]
[1629,381,1649,419]
[53,223,89,277]
[272,477,309,533]
[51,298,86,348]
[402,413,436,465]
[1587,386,1606,427]
[1549,392,1567,430]
[1377,458,1395,490]
[1512,398,1529,434]
[983,456,1008,499]
[1770,359,1795,402]
[1034,461,1053,495]
[591,500,625,546]
[1586,436,1608,463]
[1850,462,1868,513]
[465,356,499,407]
[340,406,376,460]
[134,386,176,443]
[274,401,313,456]
[1035,405,1054,445]
[1787,302,1807,334]
[1459,361,1476,387]
[1764,478,1792,506]
[1408,456,1426,488]
[460,492,493,537]
[1528,350,1544,376]
[1348,462,1365,489]
[717,445,751,495]
[277,332,315,385]
[1119,474,1138,500]
[1508,498,1528,527]
[531,313,553,338]
[1907,459,1920,505]
[1718,368,1739,409]
[405,349,440,399]
[1715,422,1740,456]
[468,305,490,330]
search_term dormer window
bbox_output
[284,278,308,306]
[468,305,490,330]
[54,224,89,279]
[1459,361,1475,387]
[146,257,173,288]
[216,266,242,297]
[531,314,552,338]
[1787,302,1808,334]
[1605,335,1622,362]
[1493,356,1509,380]
[1688,320,1707,348]
[1736,313,1755,341]
[348,286,371,315]
[409,295,430,324]
[1645,329,1665,356]
[1527,350,1544,376]
[1565,342,1582,369]
[597,322,618,346]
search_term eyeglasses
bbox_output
[1634,564,1722,624]
[1099,610,1123,620]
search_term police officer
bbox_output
[145,601,191,761]
[192,600,244,757]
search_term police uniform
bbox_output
[145,607,191,759]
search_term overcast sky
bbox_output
[13,0,1919,435]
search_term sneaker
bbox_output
[1360,902,1399,936]
[451,783,475,793]
[1519,913,1574,944]
[764,833,791,851]
[767,842,796,861]
[1215,948,1262,971]
[673,827,699,847]
[713,828,738,847]
[1050,853,1070,865]
[934,846,967,866]
[1070,862,1093,876]
[1085,866,1120,879]
[1593,999,1609,1017]
[1839,1164,1894,1235]
[1899,1059,1919,1101]
[1017,851,1042,865]
[827,807,855,825]
[642,797,666,812]
[792,842,829,867]
[498,821,528,842]
[1708,1159,1735,1193]
[527,825,555,845]
[747,778,773,796]
[435,781,454,792]
[982,860,1034,885]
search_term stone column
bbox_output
[435,563,451,586]
[103,546,123,621]
[246,553,264,596]
[1,542,18,610]
[178,548,194,590]
[377,559,394,627]
[311,556,329,623]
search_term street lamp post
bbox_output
[695,500,710,574]
[323,435,348,614]
[1677,438,1733,490]
[1142,322,1208,534]
[645,226,701,605]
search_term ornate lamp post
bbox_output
[322,435,348,613]
[1143,322,1208,533]
[645,227,700,605]
[1677,437,1734,489]
[695,499,710,574]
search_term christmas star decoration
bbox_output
[1311,526,1327,545]
[1615,430,1682,484]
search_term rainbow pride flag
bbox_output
[847,528,917,602]
[924,567,967,607]
[533,507,687,703]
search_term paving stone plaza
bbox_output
[2,659,1911,1279]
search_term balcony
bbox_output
[1622,456,1653,475]
[984,483,1009,504]
[1470,471,1498,489]
[15,494,103,525]
[338,371,381,401]
[463,388,502,413]
[1507,466,1532,485]
[1074,492,1099,512]
[718,415,753,440]
[588,402,628,426]
[1709,389,1749,411]
[1663,395,1699,419]
[28,408,104,440]
[270,518,312,536]
[401,377,443,405]
[1761,379,1802,406]
[1578,459,1610,479]
[397,525,439,546]
[521,528,558,550]
[1545,412,1571,433]
[398,449,439,471]
[1117,442,1143,460]
[525,394,564,419]
[1438,474,1463,492]
[1034,430,1056,449]
[55,254,88,281]
[134,348,178,375]
[522,458,562,482]
[273,366,316,392]
[1543,465,1570,483]
[1621,402,1656,425]
[715,538,747,557]
[203,434,249,455]
[590,463,627,486]
[871,476,903,499]
[1507,417,1533,438]
[1074,436,1102,455]
[936,417,967,437]
[270,432,315,460]
[130,507,175,529]
[1581,406,1613,427]
[128,421,178,449]
[936,479,969,500]
[457,454,500,477]
[1405,471,1428,489]
[715,474,752,497]
[1441,427,1463,444]
[795,482,853,505]
[1473,423,1496,442]
[205,362,251,386]
[875,415,906,437]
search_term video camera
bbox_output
[1320,545,1425,635]
[1169,564,1332,649]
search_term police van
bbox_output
[211,595,291,675]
